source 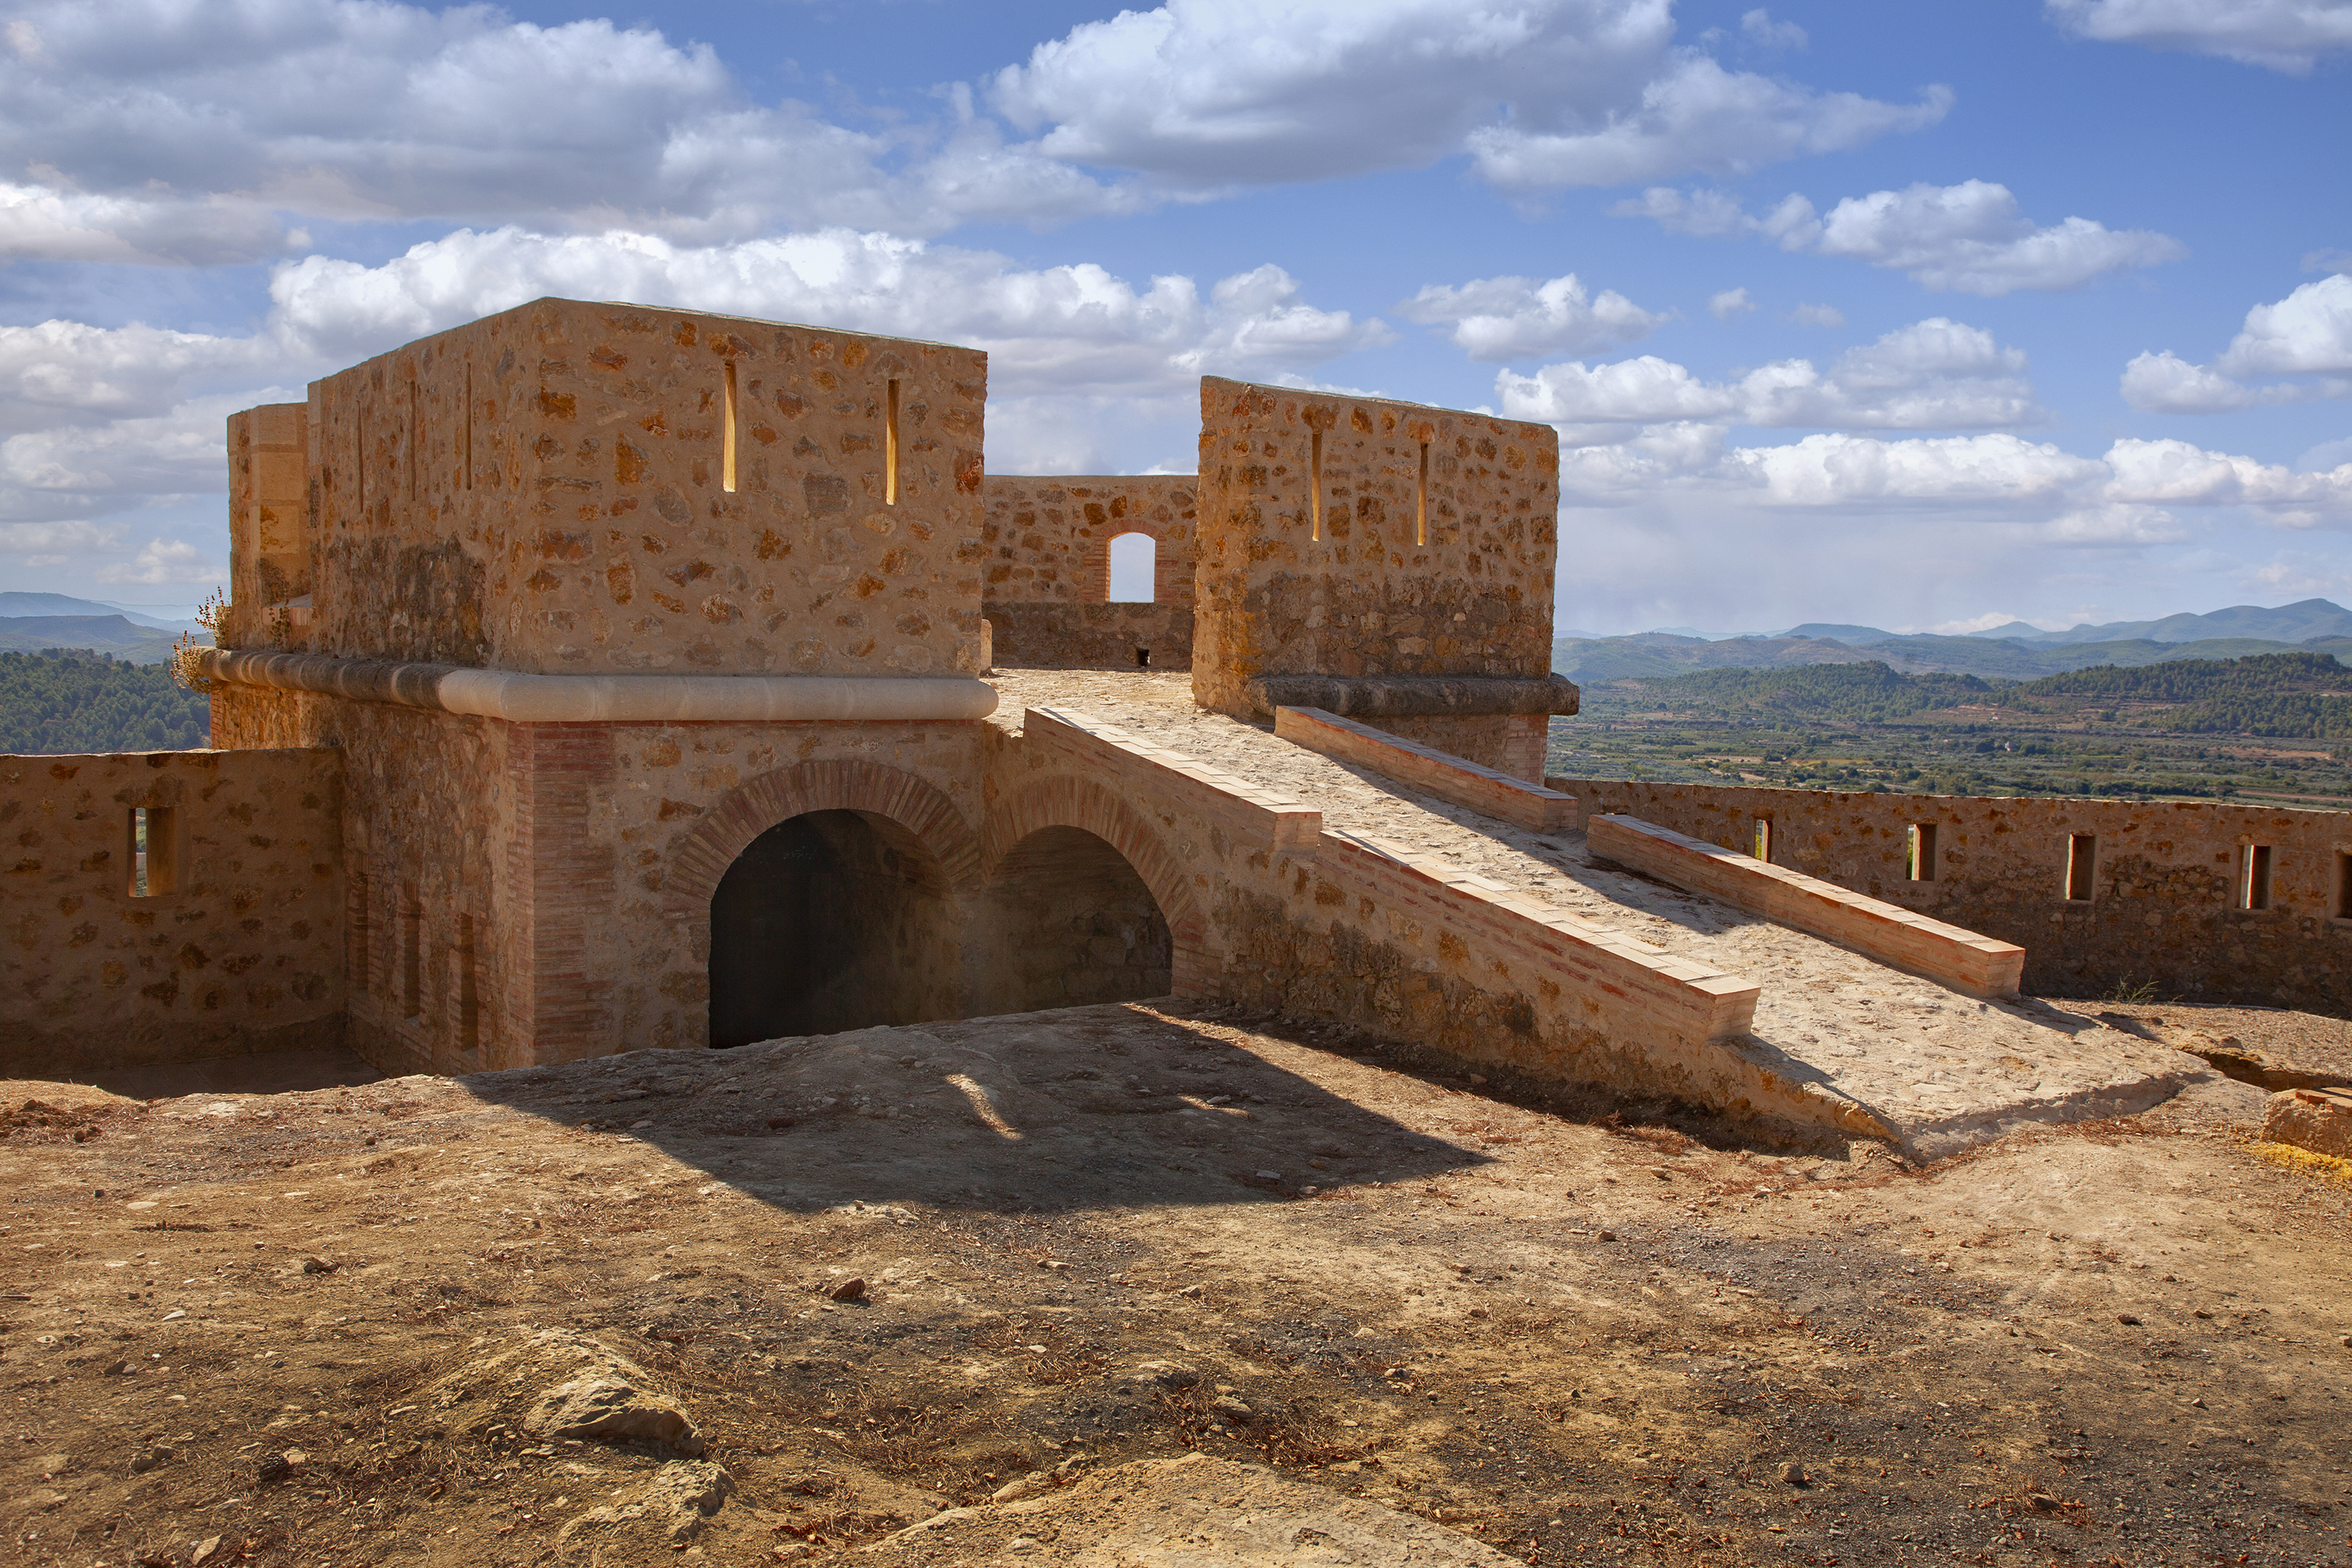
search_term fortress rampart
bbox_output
[1553,777,2352,1015]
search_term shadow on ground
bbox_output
[457,1000,1490,1215]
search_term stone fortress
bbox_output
[6,296,2349,1152]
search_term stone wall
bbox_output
[979,475,1198,670]
[980,475,1198,604]
[1,747,345,1074]
[245,297,989,679]
[985,603,1193,671]
[1553,779,2352,1014]
[226,402,310,645]
[1189,376,1562,775]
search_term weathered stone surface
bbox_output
[0,748,346,1076]
[246,297,989,679]
[423,1327,705,1454]
[987,601,1192,671]
[1274,705,1575,832]
[982,474,1196,607]
[556,1459,734,1548]
[1247,673,1577,718]
[870,1453,1519,1566]
[2261,1087,2352,1159]
[1555,779,2352,1015]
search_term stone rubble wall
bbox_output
[0,746,346,1074]
[1553,779,2352,1014]
[1190,376,1559,713]
[246,297,989,679]
[980,475,1199,670]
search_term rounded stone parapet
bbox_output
[197,648,1000,724]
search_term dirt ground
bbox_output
[5,1000,2350,1567]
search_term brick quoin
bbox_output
[986,770,1212,996]
[506,723,617,1063]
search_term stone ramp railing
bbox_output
[1588,813,2025,1000]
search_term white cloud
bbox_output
[2217,273,2352,376]
[2102,437,2352,521]
[1617,179,2184,295]
[2047,0,2352,74]
[1497,318,2041,430]
[2043,503,2190,546]
[96,536,222,585]
[2119,274,2352,412]
[1740,9,1809,51]
[993,0,1947,194]
[1788,303,1846,328]
[1707,287,1755,320]
[267,227,1390,396]
[1397,273,1667,361]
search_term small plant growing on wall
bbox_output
[169,588,226,696]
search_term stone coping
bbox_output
[1588,812,2026,1001]
[1243,673,1579,719]
[1273,706,1575,833]
[197,648,999,724]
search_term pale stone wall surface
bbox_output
[240,298,989,678]
[1189,376,1559,716]
[0,746,345,1073]
[981,475,1198,605]
[226,403,311,645]
[985,603,1193,671]
[1553,779,2352,1013]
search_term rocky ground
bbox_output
[5,999,2350,1567]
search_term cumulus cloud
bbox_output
[0,0,1960,264]
[1707,287,1755,320]
[1498,318,2042,430]
[95,536,222,585]
[2047,0,2352,74]
[1397,273,1668,361]
[1617,179,2184,295]
[267,226,1389,395]
[0,0,1128,257]
[991,0,1947,194]
[2120,274,2352,412]
[1740,9,1810,51]
[1788,303,1846,328]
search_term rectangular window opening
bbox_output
[1907,822,1937,882]
[1309,430,1323,542]
[356,398,367,516]
[1135,646,1152,669]
[2065,833,2097,902]
[722,361,739,494]
[406,376,419,501]
[457,913,480,1054]
[2238,844,2274,911]
[1752,817,1773,865]
[401,887,422,1020]
[463,366,474,492]
[2337,851,2352,921]
[884,377,898,506]
[124,806,176,898]
[1415,441,1429,547]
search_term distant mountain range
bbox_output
[0,615,184,664]
[0,593,210,665]
[1557,599,2352,683]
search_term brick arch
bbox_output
[1083,520,1194,605]
[662,760,982,917]
[985,771,1211,996]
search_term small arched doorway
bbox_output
[973,826,1173,1015]
[707,808,959,1047]
[1105,531,1157,602]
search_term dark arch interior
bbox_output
[972,825,1173,1016]
[707,809,957,1047]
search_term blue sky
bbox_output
[1,0,2347,635]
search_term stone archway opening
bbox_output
[973,826,1174,1016]
[707,808,960,1047]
